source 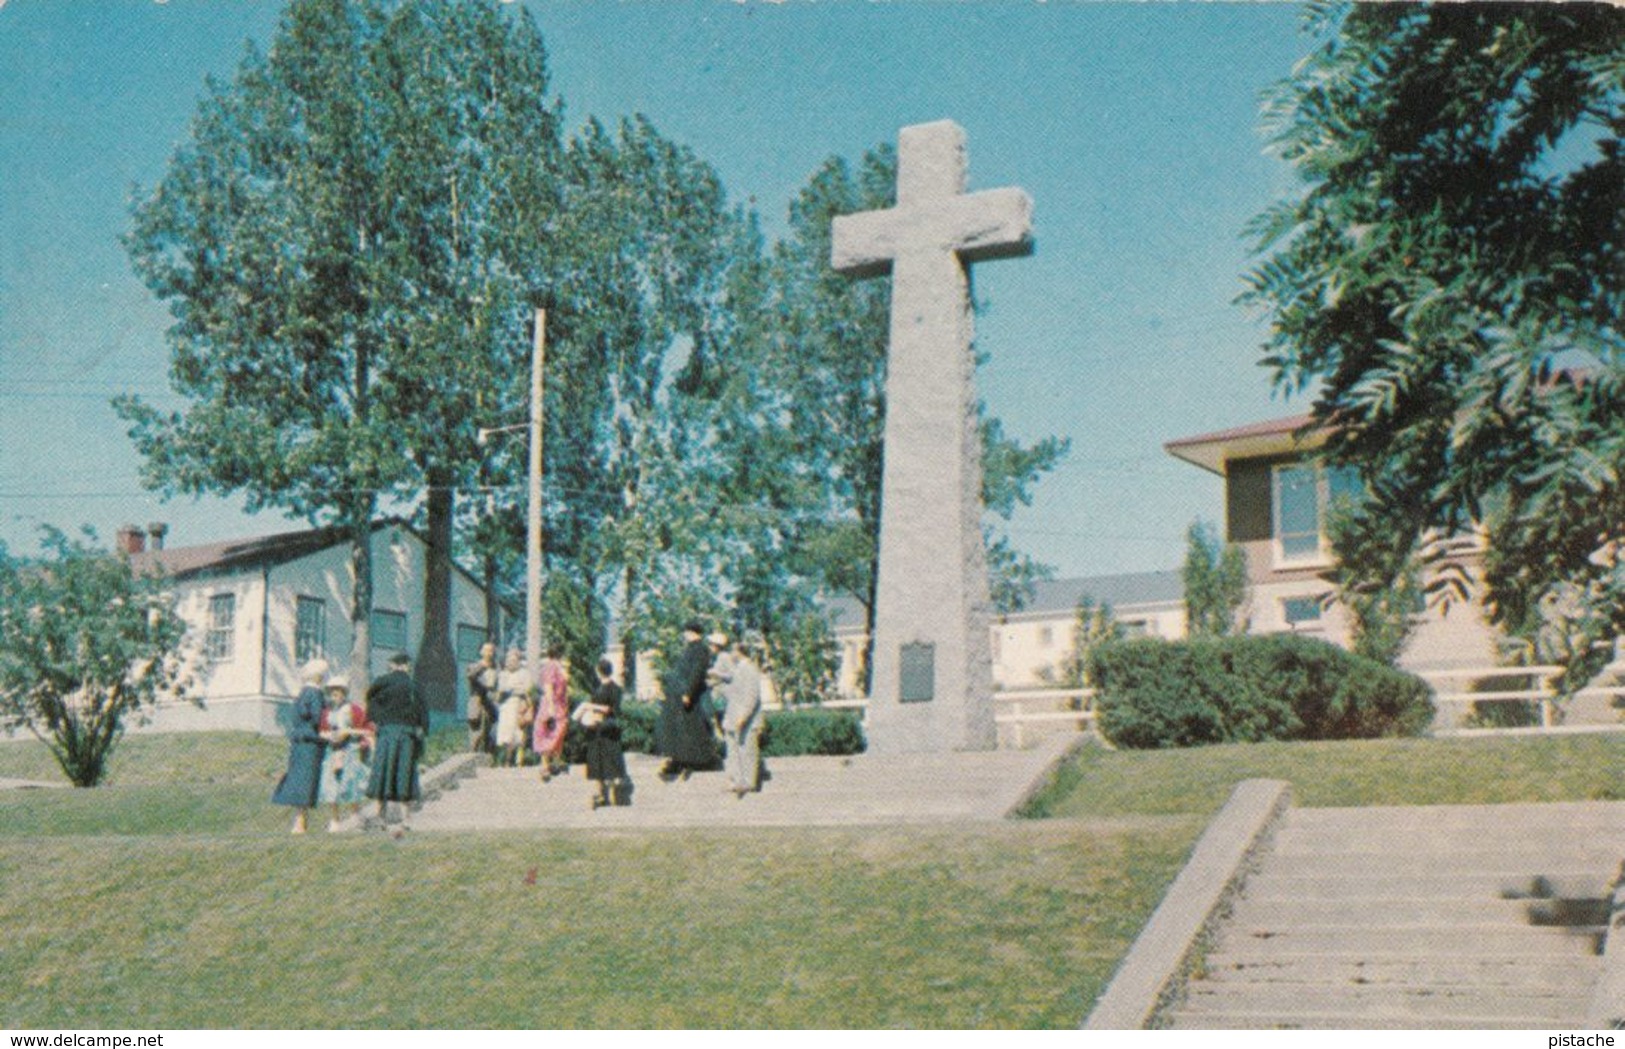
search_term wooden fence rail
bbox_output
[1419,663,1625,734]
[772,688,1102,748]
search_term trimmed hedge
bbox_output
[1090,634,1434,749]
[760,707,866,757]
[557,700,866,763]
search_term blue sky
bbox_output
[0,0,1316,578]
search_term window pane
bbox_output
[1276,464,1323,561]
[372,610,406,651]
[296,597,325,664]
[1327,466,1363,505]
[1280,532,1322,560]
[1278,466,1320,535]
[455,624,487,665]
[207,594,236,662]
[1283,595,1324,624]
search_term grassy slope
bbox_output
[1,730,1621,1027]
[1023,733,1625,818]
[0,823,1198,1028]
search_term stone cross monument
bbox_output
[830,119,1033,753]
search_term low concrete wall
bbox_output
[1083,777,1292,1030]
[131,697,288,735]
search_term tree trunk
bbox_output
[483,553,502,650]
[621,562,639,699]
[349,507,375,694]
[415,481,458,714]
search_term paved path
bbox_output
[0,777,64,790]
[410,735,1079,832]
[1166,800,1625,1029]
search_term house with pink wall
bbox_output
[1165,414,1501,672]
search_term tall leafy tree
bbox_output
[1242,3,1625,688]
[1323,495,1427,666]
[1059,595,1125,689]
[0,530,190,787]
[457,115,750,692]
[118,0,562,700]
[1182,520,1248,637]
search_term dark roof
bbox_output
[1164,413,1316,451]
[818,569,1183,630]
[1024,570,1184,613]
[1164,412,1321,476]
[128,521,371,579]
[126,518,493,595]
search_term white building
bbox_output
[124,519,493,734]
[824,570,1187,696]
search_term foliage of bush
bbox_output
[1090,635,1434,749]
[474,698,867,765]
[760,707,866,757]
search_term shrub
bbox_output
[1090,634,1433,749]
[550,700,866,763]
[760,707,866,757]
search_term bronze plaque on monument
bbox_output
[898,642,935,703]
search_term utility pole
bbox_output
[526,307,546,676]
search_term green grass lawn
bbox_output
[0,728,1621,1027]
[1021,731,1625,818]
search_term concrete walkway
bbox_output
[409,735,1080,832]
[0,777,65,790]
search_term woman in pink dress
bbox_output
[532,643,570,782]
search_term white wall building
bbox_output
[125,520,493,734]
[823,570,1187,697]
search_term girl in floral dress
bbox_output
[318,676,374,832]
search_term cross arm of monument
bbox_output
[830,188,1033,278]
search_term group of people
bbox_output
[271,618,767,834]
[270,650,429,836]
[465,642,631,809]
[465,642,571,778]
[656,620,765,799]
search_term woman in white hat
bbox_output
[271,658,330,834]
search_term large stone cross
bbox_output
[831,120,1032,753]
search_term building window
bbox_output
[295,597,326,664]
[455,624,487,666]
[206,593,236,662]
[1038,626,1054,648]
[372,609,407,652]
[1273,464,1361,565]
[1282,595,1325,627]
[1121,619,1149,638]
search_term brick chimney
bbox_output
[147,522,169,551]
[115,524,145,555]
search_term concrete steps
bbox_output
[407,738,1078,831]
[1163,801,1625,1030]
[1176,984,1582,1026]
[1197,954,1600,990]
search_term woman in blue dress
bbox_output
[271,658,329,834]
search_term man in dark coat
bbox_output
[657,621,718,780]
[465,641,499,757]
[366,650,430,835]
